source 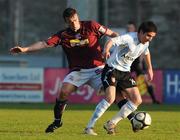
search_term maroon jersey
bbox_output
[46,21,107,69]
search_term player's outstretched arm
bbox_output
[103,40,113,60]
[144,53,153,81]
[10,41,51,55]
[106,28,119,37]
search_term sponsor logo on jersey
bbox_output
[124,54,134,61]
[120,43,129,48]
[70,39,89,47]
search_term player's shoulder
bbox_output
[123,32,139,43]
[81,20,99,26]
[121,32,136,41]
[144,41,149,46]
[54,28,73,38]
[81,20,103,33]
[124,32,137,38]
[53,29,67,35]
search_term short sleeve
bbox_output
[91,21,108,37]
[144,48,150,55]
[45,32,61,47]
[111,36,123,46]
[111,34,133,49]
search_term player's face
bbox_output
[65,13,80,32]
[138,31,156,44]
[127,24,136,32]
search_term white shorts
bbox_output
[63,65,104,91]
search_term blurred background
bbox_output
[0,0,180,104]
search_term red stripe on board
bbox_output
[0,83,42,91]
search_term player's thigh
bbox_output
[104,85,116,104]
[87,65,104,91]
[125,87,142,105]
[115,90,128,103]
[58,83,77,99]
[88,73,102,91]
[60,71,88,99]
[63,71,88,87]
[61,82,78,94]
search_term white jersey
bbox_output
[107,32,150,72]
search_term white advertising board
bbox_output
[0,67,44,102]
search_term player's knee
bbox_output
[135,96,142,106]
[130,96,142,106]
[59,88,70,100]
[136,97,142,106]
[105,97,115,104]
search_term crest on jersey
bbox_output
[129,78,136,85]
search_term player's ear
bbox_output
[139,30,143,35]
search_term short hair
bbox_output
[63,8,77,22]
[127,21,136,27]
[138,21,157,33]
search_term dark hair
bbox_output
[63,8,77,22]
[138,21,157,33]
[127,21,136,27]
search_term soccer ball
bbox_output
[132,111,152,130]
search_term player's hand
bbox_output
[10,46,24,55]
[104,51,111,61]
[146,69,153,81]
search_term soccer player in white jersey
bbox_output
[84,21,157,135]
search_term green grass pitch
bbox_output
[0,103,180,140]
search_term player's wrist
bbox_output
[22,47,29,53]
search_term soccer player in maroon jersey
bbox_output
[10,7,118,133]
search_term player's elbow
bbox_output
[105,40,113,50]
[112,32,119,37]
[131,93,142,106]
[136,97,142,106]
[40,41,52,48]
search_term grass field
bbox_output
[0,103,180,140]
